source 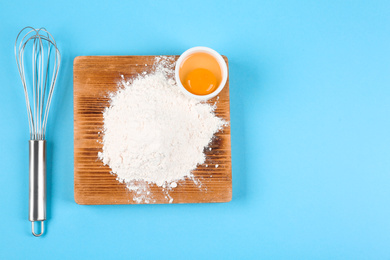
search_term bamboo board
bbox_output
[74,56,232,204]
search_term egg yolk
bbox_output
[184,68,217,95]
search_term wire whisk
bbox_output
[15,26,60,140]
[14,27,61,237]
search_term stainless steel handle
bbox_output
[29,140,46,237]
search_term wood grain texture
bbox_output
[74,56,232,205]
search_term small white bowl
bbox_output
[175,46,228,101]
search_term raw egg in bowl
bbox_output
[175,47,228,101]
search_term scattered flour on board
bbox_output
[98,56,227,203]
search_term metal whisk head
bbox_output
[15,27,61,140]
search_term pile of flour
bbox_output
[98,56,226,203]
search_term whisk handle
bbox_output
[29,140,46,237]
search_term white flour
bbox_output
[98,56,226,203]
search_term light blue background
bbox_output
[1,0,389,259]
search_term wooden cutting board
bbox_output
[74,56,232,204]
